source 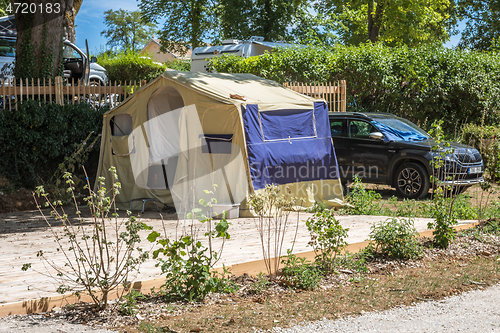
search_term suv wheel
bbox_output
[395,162,430,199]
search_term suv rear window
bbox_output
[349,120,378,139]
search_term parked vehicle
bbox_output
[329,112,484,199]
[0,15,107,85]
[191,36,296,72]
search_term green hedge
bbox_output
[0,101,106,188]
[208,44,500,130]
[97,50,167,82]
[462,124,500,180]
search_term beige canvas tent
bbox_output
[96,71,343,216]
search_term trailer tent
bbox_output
[96,71,343,216]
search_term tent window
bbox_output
[110,114,133,136]
[258,109,316,142]
[201,134,233,154]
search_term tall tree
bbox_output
[250,0,308,41]
[13,0,77,80]
[101,9,158,52]
[317,0,457,46]
[139,0,311,51]
[216,0,255,41]
[458,0,500,50]
[139,0,215,55]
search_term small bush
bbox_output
[343,176,384,215]
[30,168,150,310]
[305,209,349,271]
[149,233,235,301]
[367,217,423,260]
[305,201,327,213]
[119,289,147,316]
[248,184,300,279]
[281,250,322,290]
[248,272,270,294]
[97,49,167,82]
[148,186,235,302]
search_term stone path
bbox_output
[0,207,470,305]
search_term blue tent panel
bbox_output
[243,102,339,190]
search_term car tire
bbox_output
[394,162,430,199]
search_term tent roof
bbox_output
[105,71,319,116]
[160,71,316,106]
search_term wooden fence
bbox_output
[283,80,346,112]
[0,77,347,112]
[0,77,146,110]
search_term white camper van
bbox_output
[191,36,296,72]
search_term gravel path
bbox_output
[2,283,500,332]
[274,283,500,333]
[0,314,117,333]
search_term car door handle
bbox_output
[388,150,396,153]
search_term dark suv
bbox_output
[330,112,484,199]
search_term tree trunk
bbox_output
[263,0,273,40]
[13,0,75,80]
[64,0,82,43]
[367,0,383,43]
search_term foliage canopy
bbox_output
[101,9,158,52]
[208,44,500,130]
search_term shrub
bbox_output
[428,120,459,248]
[248,184,300,279]
[28,167,150,310]
[148,186,236,302]
[0,100,105,188]
[148,232,235,301]
[209,44,500,131]
[281,250,322,290]
[97,49,167,82]
[367,217,423,259]
[305,209,349,272]
[343,176,384,215]
[119,289,147,316]
[248,272,270,294]
[462,123,500,181]
[165,59,191,72]
[305,200,327,213]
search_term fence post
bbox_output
[341,80,346,112]
[55,76,63,105]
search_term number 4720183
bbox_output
[6,2,61,14]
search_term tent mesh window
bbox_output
[258,109,317,142]
[200,134,234,154]
[110,114,133,136]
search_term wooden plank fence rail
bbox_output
[283,80,346,112]
[0,77,147,111]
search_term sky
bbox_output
[74,0,141,54]
[75,0,463,54]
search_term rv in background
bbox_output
[191,36,297,72]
